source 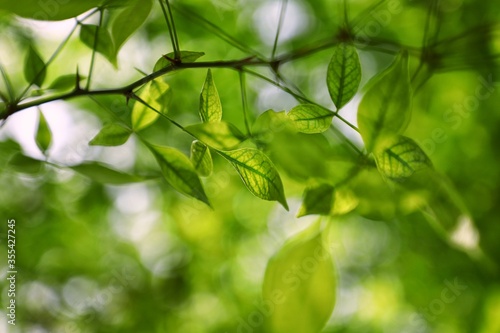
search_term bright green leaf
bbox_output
[35,110,52,154]
[70,162,144,184]
[217,148,288,210]
[263,221,336,333]
[0,0,102,20]
[199,69,222,123]
[110,0,153,58]
[89,123,132,146]
[190,140,213,177]
[375,135,432,181]
[357,51,411,152]
[147,143,210,206]
[327,42,361,109]
[24,46,46,87]
[8,153,44,174]
[153,51,205,72]
[48,74,84,91]
[131,79,170,131]
[185,122,245,150]
[287,104,334,134]
[297,183,335,217]
[80,24,116,66]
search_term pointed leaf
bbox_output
[70,162,144,184]
[48,74,85,91]
[357,52,411,152]
[8,153,44,174]
[147,143,210,205]
[263,222,336,333]
[327,42,361,109]
[80,24,116,66]
[297,183,335,217]
[287,104,334,134]
[89,123,132,146]
[199,69,222,123]
[190,140,212,177]
[217,148,288,210]
[375,135,432,181]
[35,110,52,154]
[24,46,46,87]
[153,51,205,72]
[110,0,153,57]
[185,122,245,150]
[131,79,170,131]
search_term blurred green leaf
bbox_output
[263,221,336,333]
[48,74,84,91]
[190,140,212,177]
[80,24,116,66]
[0,0,102,20]
[89,123,132,146]
[153,51,205,72]
[375,135,432,182]
[24,46,46,87]
[7,153,44,174]
[70,162,145,184]
[147,143,210,206]
[357,52,411,151]
[327,42,361,109]
[297,183,335,217]
[35,110,52,154]
[287,104,334,134]
[185,121,245,150]
[199,69,222,123]
[131,79,170,131]
[217,148,288,210]
[110,0,153,58]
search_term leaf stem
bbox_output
[165,0,181,59]
[238,71,252,136]
[0,62,15,101]
[271,0,288,60]
[159,0,179,59]
[86,9,104,90]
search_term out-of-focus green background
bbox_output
[1,0,500,332]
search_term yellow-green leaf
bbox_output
[89,123,132,147]
[327,42,361,109]
[357,51,411,152]
[190,140,212,177]
[199,69,222,123]
[70,162,146,184]
[35,110,52,154]
[147,143,210,206]
[375,135,432,181]
[153,51,205,72]
[287,104,334,134]
[217,148,288,210]
[24,46,46,87]
[131,79,170,131]
[263,221,336,333]
[185,121,245,150]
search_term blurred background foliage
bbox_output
[0,0,500,332]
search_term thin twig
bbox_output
[238,71,252,136]
[86,9,104,90]
[271,0,288,60]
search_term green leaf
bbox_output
[35,110,52,154]
[375,135,432,181]
[185,122,245,150]
[217,148,288,210]
[0,0,102,20]
[70,162,144,184]
[24,46,46,87]
[357,51,411,152]
[48,74,84,91]
[131,79,170,131]
[263,221,336,333]
[199,69,222,123]
[153,51,205,72]
[80,24,116,66]
[297,183,335,217]
[110,0,153,58]
[327,42,361,109]
[89,124,132,146]
[8,153,44,174]
[190,140,213,177]
[147,143,210,206]
[286,104,334,134]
